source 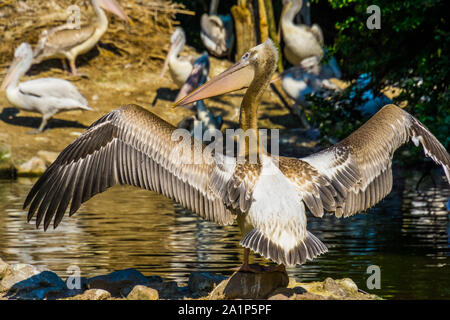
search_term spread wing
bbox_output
[283,104,450,218]
[24,105,236,230]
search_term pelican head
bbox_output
[97,0,129,22]
[160,28,187,78]
[174,39,278,106]
[1,43,33,91]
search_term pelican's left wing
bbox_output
[284,104,450,218]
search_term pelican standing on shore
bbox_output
[33,0,129,75]
[1,43,92,134]
[281,0,324,65]
[24,40,450,271]
[160,28,196,87]
[200,0,234,58]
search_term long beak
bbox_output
[1,57,21,91]
[173,59,254,107]
[99,0,129,22]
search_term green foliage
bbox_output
[307,0,449,153]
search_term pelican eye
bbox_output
[242,52,250,60]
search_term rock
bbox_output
[209,270,289,299]
[36,151,59,166]
[70,289,111,300]
[267,288,296,300]
[86,269,150,297]
[17,156,46,177]
[1,264,67,299]
[0,258,11,280]
[335,278,359,295]
[158,281,180,299]
[322,277,348,298]
[127,285,159,300]
[188,272,227,296]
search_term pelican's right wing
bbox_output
[24,105,236,230]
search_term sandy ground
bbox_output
[0,38,311,167]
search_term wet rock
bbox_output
[127,285,159,300]
[1,264,67,299]
[0,258,11,280]
[335,278,359,295]
[17,156,46,177]
[188,272,227,296]
[322,277,348,297]
[86,268,150,297]
[267,287,296,300]
[209,270,289,299]
[158,281,180,299]
[70,289,111,300]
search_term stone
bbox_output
[0,258,11,280]
[86,268,150,297]
[127,285,159,300]
[267,287,296,300]
[322,277,348,298]
[188,272,227,296]
[70,289,111,300]
[17,156,46,177]
[335,278,359,295]
[209,270,289,299]
[1,264,67,299]
[158,281,180,299]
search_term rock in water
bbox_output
[86,268,150,297]
[188,272,227,296]
[127,285,159,300]
[0,258,11,280]
[209,270,289,299]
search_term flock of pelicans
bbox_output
[1,0,449,271]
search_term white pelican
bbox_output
[200,0,234,58]
[1,43,92,134]
[281,0,324,65]
[24,40,450,272]
[160,27,196,87]
[33,0,129,75]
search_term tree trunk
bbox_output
[231,0,257,61]
[263,0,283,72]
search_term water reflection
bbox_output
[0,168,448,299]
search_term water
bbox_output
[0,169,448,299]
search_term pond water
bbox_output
[0,168,448,299]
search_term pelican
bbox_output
[280,56,341,128]
[33,0,129,75]
[1,43,92,134]
[24,40,450,272]
[176,53,223,134]
[200,0,234,58]
[281,0,324,65]
[160,28,196,87]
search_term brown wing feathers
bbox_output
[293,104,449,218]
[24,105,235,230]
